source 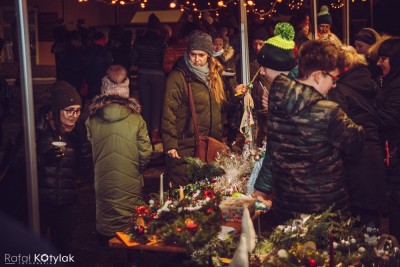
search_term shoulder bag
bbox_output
[187,81,229,162]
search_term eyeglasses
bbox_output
[322,71,340,85]
[63,108,81,117]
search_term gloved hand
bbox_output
[43,147,64,163]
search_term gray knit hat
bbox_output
[187,31,213,55]
[51,81,82,117]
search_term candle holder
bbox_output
[185,218,198,235]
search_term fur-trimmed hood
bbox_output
[88,94,141,123]
[220,45,235,63]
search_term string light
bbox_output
[331,0,344,9]
[288,0,304,10]
[169,0,177,8]
[251,0,281,20]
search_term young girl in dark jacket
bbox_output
[36,81,92,252]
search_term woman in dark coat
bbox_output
[161,31,245,187]
[36,81,92,252]
[375,37,400,242]
[328,45,385,228]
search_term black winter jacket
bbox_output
[131,30,166,72]
[36,106,92,206]
[328,65,385,212]
[376,70,400,184]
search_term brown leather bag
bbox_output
[187,81,229,163]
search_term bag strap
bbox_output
[187,81,200,142]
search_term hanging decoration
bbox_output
[288,0,305,10]
[249,0,282,20]
[331,0,344,9]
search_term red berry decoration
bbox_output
[203,189,215,199]
[176,227,182,233]
[206,208,214,214]
[308,258,317,267]
[136,226,144,235]
[135,206,149,215]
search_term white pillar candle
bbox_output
[179,186,184,201]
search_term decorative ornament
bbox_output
[203,189,215,199]
[308,258,317,267]
[185,218,199,234]
[135,206,149,215]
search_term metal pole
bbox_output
[239,0,249,84]
[312,0,318,39]
[15,0,40,235]
[343,0,350,45]
[115,4,120,24]
[370,0,374,28]
[62,0,66,23]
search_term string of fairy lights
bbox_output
[79,0,368,19]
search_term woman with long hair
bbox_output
[161,31,245,187]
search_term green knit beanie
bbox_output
[257,22,297,71]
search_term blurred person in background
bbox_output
[131,13,166,145]
[375,37,400,242]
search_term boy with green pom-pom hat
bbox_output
[253,22,365,225]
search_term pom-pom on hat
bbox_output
[317,5,332,26]
[187,31,213,55]
[355,28,377,45]
[51,81,82,117]
[257,22,297,71]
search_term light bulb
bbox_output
[170,1,176,8]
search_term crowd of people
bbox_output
[1,6,400,266]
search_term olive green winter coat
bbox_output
[86,94,152,236]
[161,57,223,187]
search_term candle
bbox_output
[160,173,164,205]
[329,231,334,267]
[179,186,184,201]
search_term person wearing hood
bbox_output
[328,45,384,228]
[375,37,400,242]
[85,65,152,243]
[161,31,246,188]
[252,24,365,225]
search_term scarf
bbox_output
[184,53,210,87]
[212,49,224,57]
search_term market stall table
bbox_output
[108,210,267,267]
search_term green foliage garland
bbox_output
[128,181,223,253]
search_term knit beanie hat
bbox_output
[355,28,377,45]
[187,31,213,55]
[51,81,82,117]
[317,5,332,26]
[101,76,129,97]
[148,13,161,30]
[252,27,268,41]
[257,22,297,71]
